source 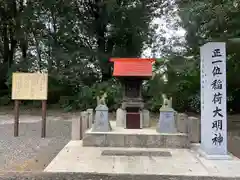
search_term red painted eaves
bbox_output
[110,58,155,77]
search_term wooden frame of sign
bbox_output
[11,73,48,138]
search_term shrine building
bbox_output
[110,58,155,129]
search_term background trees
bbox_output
[0,0,239,113]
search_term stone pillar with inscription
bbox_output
[92,104,111,132]
[200,42,229,159]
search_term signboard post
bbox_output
[200,42,229,159]
[14,100,20,137]
[11,73,48,137]
[41,100,47,138]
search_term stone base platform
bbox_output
[82,121,189,148]
[44,141,240,178]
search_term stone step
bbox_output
[43,141,240,178]
[1,172,239,180]
[82,130,189,148]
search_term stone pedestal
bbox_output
[92,105,111,132]
[176,113,188,133]
[71,111,89,140]
[142,109,150,127]
[121,97,144,129]
[188,116,201,143]
[116,108,126,127]
[81,111,88,136]
[87,108,94,128]
[71,116,82,140]
[157,107,177,133]
[116,108,150,128]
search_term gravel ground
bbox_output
[0,113,74,171]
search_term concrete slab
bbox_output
[87,121,181,134]
[190,144,240,177]
[44,141,240,177]
[83,121,189,148]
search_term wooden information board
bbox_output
[12,73,48,100]
[11,72,48,137]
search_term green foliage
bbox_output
[174,0,240,113]
[57,79,122,112]
[0,0,240,113]
[143,74,165,112]
[0,95,11,106]
[0,0,166,111]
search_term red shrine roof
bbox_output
[110,58,155,77]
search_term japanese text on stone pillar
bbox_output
[211,48,224,146]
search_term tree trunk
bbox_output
[3,24,9,65]
[33,31,42,71]
[0,24,9,90]
[102,38,114,81]
[50,9,60,72]
[94,1,113,81]
[0,0,18,90]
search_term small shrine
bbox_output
[110,58,155,129]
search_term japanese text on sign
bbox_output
[12,73,48,100]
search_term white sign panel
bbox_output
[200,42,227,156]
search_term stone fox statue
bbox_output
[97,92,107,105]
[162,94,172,108]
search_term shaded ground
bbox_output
[0,108,239,172]
[0,110,78,171]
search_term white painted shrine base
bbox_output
[44,141,240,177]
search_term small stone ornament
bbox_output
[161,94,172,109]
[97,92,107,105]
